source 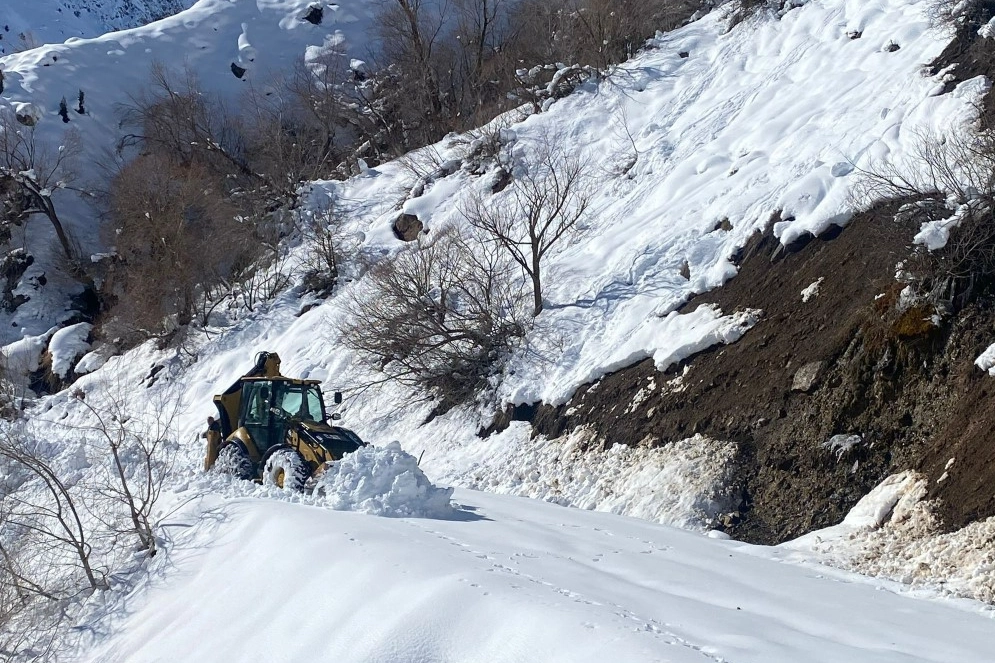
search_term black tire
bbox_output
[262,448,308,491]
[215,443,253,481]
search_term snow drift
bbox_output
[313,442,457,518]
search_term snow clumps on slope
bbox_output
[48,322,92,378]
[314,442,456,518]
[783,472,995,604]
[974,342,995,375]
[454,427,737,530]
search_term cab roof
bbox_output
[240,376,322,386]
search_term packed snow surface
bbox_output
[75,489,995,663]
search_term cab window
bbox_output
[273,383,325,423]
[242,382,271,425]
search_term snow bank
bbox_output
[313,442,456,518]
[981,16,995,39]
[48,322,92,378]
[782,472,995,604]
[455,428,737,530]
[785,471,927,549]
[1,329,54,376]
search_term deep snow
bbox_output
[75,487,995,663]
[1,0,994,658]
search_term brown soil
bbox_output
[492,204,995,544]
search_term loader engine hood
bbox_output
[300,422,366,459]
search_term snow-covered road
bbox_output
[78,488,994,663]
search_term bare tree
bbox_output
[71,392,177,557]
[0,108,82,266]
[298,204,352,295]
[462,133,593,315]
[341,227,528,404]
[243,55,360,188]
[0,432,104,595]
[105,152,257,340]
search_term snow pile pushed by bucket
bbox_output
[313,442,456,518]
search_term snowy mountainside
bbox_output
[19,0,990,601]
[0,0,377,343]
[0,0,195,53]
[3,0,995,657]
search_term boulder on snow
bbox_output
[392,213,423,242]
[302,3,324,25]
[13,102,41,127]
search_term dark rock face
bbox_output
[302,4,324,25]
[492,203,995,545]
[0,250,33,312]
[392,213,423,242]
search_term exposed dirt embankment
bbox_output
[493,205,995,545]
[929,0,995,127]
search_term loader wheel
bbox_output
[263,449,308,491]
[215,444,253,481]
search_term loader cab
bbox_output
[239,380,279,454]
[237,378,333,454]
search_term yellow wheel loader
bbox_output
[203,351,366,490]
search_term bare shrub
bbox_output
[0,107,83,266]
[242,55,361,189]
[71,392,177,557]
[119,64,255,190]
[926,0,995,31]
[857,125,995,310]
[298,205,351,296]
[349,0,706,157]
[0,386,176,658]
[341,227,528,405]
[235,250,294,313]
[0,431,105,595]
[109,61,368,340]
[510,0,704,73]
[104,153,259,341]
[461,132,593,315]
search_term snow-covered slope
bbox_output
[76,488,995,663]
[0,0,377,342]
[15,0,992,562]
[4,0,995,657]
[0,0,195,54]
